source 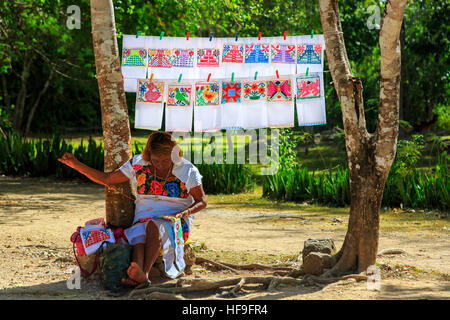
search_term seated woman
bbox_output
[58,131,207,286]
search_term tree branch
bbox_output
[374,0,407,172]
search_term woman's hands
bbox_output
[58,153,80,170]
[159,209,190,222]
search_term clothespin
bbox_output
[178,74,182,83]
[283,31,287,41]
[258,32,262,41]
[186,32,190,40]
[136,30,142,38]
[160,31,165,40]
[207,73,211,82]
[235,32,239,41]
[254,71,258,80]
[305,67,309,77]
[311,29,315,39]
[276,70,279,79]
[209,33,214,41]
[231,72,235,83]
[150,73,154,81]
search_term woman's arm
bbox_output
[175,184,207,219]
[58,153,129,186]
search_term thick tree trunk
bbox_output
[90,0,134,227]
[318,0,406,276]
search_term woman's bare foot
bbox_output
[121,262,148,285]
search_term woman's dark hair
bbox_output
[141,131,182,162]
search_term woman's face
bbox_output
[150,153,173,172]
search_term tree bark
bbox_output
[318,0,407,276]
[90,0,134,227]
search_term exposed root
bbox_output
[146,292,185,300]
[195,257,239,274]
[129,276,305,299]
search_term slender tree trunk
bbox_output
[318,0,406,276]
[1,73,11,113]
[13,52,33,133]
[90,0,134,227]
[398,22,406,139]
[24,69,54,137]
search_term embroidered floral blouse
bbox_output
[133,163,191,198]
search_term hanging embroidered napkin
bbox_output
[135,79,165,130]
[124,78,138,93]
[165,82,194,132]
[296,34,326,74]
[121,35,148,80]
[146,36,200,80]
[193,81,222,132]
[240,79,268,129]
[296,72,327,126]
[266,76,295,128]
[220,79,243,130]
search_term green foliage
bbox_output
[392,134,426,178]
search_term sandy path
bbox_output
[0,176,448,300]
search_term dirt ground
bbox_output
[0,176,449,300]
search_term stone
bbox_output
[303,252,334,275]
[302,238,337,262]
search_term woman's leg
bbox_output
[122,243,147,285]
[143,221,162,275]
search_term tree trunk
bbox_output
[90,0,135,227]
[13,51,33,133]
[398,22,406,139]
[318,0,406,276]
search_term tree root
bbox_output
[129,276,304,298]
[195,257,240,274]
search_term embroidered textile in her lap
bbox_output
[133,164,190,198]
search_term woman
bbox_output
[58,131,207,286]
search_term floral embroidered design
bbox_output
[122,49,147,67]
[148,49,173,68]
[244,44,269,63]
[222,44,244,63]
[137,80,164,103]
[166,182,180,197]
[296,75,321,99]
[242,81,267,101]
[150,180,164,195]
[197,48,220,67]
[221,81,241,103]
[171,49,195,68]
[297,44,322,64]
[270,44,296,64]
[267,79,292,102]
[133,165,191,198]
[195,82,220,106]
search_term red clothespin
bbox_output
[258,32,262,41]
[276,70,279,79]
[207,73,211,82]
[283,31,287,41]
[186,32,190,40]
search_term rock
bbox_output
[302,238,337,261]
[303,252,334,275]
